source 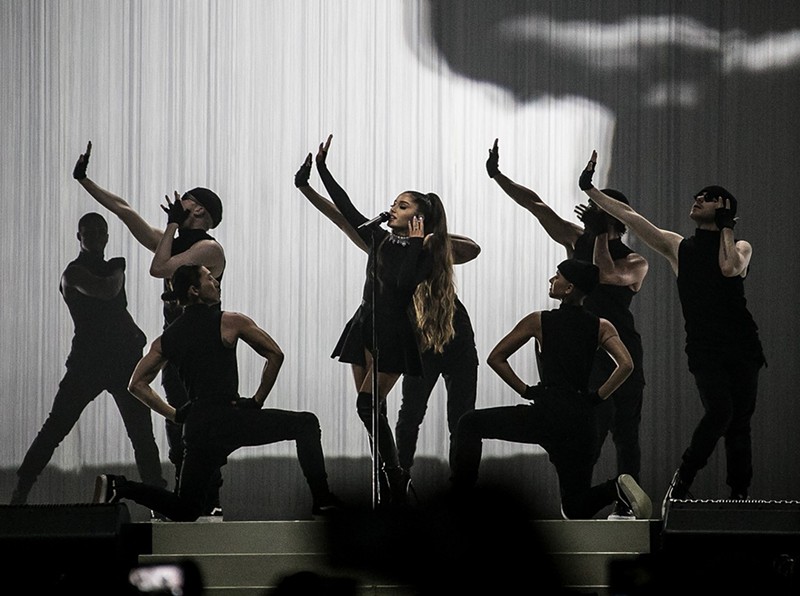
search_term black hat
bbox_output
[557,259,600,295]
[185,187,223,228]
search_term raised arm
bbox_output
[449,234,481,265]
[149,193,225,279]
[486,311,540,397]
[487,139,582,251]
[73,142,163,251]
[61,258,125,301]
[714,200,752,277]
[595,319,633,399]
[128,337,174,421]
[574,202,649,291]
[223,312,285,405]
[314,135,372,240]
[295,152,369,252]
[579,151,683,275]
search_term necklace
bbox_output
[387,233,411,246]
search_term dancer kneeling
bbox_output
[451,259,652,519]
[93,264,339,521]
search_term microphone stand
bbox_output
[369,230,381,510]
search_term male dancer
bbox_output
[578,151,765,514]
[74,141,226,515]
[294,153,480,489]
[486,139,649,519]
[451,259,652,520]
[10,213,166,504]
[94,264,340,521]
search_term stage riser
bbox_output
[145,519,652,593]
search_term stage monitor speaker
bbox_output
[662,498,800,553]
[0,503,137,594]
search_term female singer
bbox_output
[308,135,456,505]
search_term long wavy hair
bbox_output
[405,191,456,353]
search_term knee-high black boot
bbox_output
[356,392,408,505]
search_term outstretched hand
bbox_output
[295,153,312,188]
[161,191,189,226]
[315,134,332,167]
[574,203,607,235]
[73,141,92,180]
[578,150,597,191]
[486,138,500,178]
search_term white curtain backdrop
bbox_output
[2,0,798,504]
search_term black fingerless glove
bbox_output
[521,384,546,401]
[174,401,193,424]
[161,200,189,226]
[714,206,736,230]
[486,146,500,178]
[232,397,262,410]
[579,165,595,191]
[581,390,604,406]
[73,154,90,180]
[107,257,126,272]
[577,206,607,236]
[294,159,312,188]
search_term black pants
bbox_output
[396,343,478,472]
[161,361,222,508]
[590,376,644,481]
[452,399,617,519]
[118,405,331,521]
[680,358,761,494]
[15,352,165,494]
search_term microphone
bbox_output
[358,211,390,229]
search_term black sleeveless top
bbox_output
[573,233,645,385]
[536,304,600,393]
[163,229,223,326]
[677,229,764,370]
[160,304,239,404]
[62,251,146,363]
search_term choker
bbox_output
[387,233,411,246]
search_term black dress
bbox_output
[318,162,432,376]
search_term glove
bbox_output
[161,196,189,226]
[575,203,607,236]
[521,384,546,401]
[714,205,736,230]
[294,154,312,188]
[107,257,126,272]
[486,140,500,178]
[579,162,596,191]
[174,401,193,424]
[581,390,604,406]
[232,397,262,410]
[73,141,92,180]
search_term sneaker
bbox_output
[616,474,652,519]
[93,474,124,504]
[195,506,224,522]
[661,468,692,518]
[607,499,636,520]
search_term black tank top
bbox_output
[62,251,146,359]
[160,304,239,404]
[677,229,764,368]
[536,304,600,393]
[163,229,223,326]
[573,233,645,385]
